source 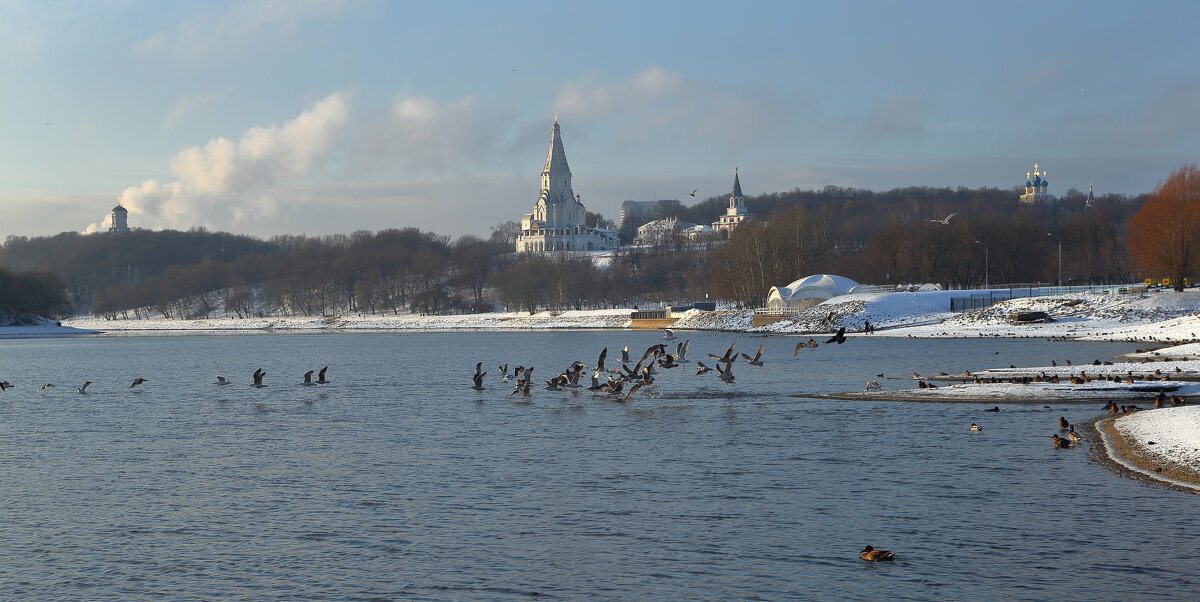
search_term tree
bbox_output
[1129,164,1200,291]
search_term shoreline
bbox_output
[1088,415,1200,494]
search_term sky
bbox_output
[2,0,1199,240]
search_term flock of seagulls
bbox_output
[471,336,797,401]
[0,367,331,394]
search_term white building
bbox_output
[765,274,862,311]
[635,217,702,246]
[1019,162,1055,204]
[516,119,619,253]
[109,201,130,232]
[712,168,751,237]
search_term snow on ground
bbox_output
[64,309,633,333]
[822,380,1200,403]
[1113,405,1200,479]
[1120,341,1200,360]
[669,309,753,331]
[754,290,959,334]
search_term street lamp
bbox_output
[1047,233,1062,287]
[974,240,989,289]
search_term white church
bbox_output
[515,119,619,253]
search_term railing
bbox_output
[630,309,668,319]
[949,284,1148,312]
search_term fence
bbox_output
[949,284,1147,312]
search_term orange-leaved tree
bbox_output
[1129,164,1200,291]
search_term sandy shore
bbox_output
[1089,415,1200,494]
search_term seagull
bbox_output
[252,369,267,388]
[618,381,644,402]
[826,326,847,344]
[302,370,316,386]
[716,360,735,384]
[620,345,631,363]
[316,366,330,384]
[499,363,512,381]
[927,211,958,224]
[675,339,691,363]
[865,380,883,391]
[596,348,608,373]
[214,375,230,385]
[130,378,148,389]
[696,361,713,375]
[0,381,13,391]
[741,343,765,367]
[39,383,55,390]
[689,188,698,197]
[77,381,92,394]
[471,362,487,391]
[708,341,737,363]
[662,328,676,341]
[793,339,818,356]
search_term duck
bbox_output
[1067,427,1082,442]
[859,545,895,561]
[1051,434,1073,448]
[1058,416,1070,430]
[983,406,1000,412]
[970,423,983,432]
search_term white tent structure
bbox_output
[766,274,862,311]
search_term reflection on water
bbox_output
[0,332,1193,599]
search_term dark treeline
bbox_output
[0,268,70,318]
[0,184,1147,317]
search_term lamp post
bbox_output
[974,240,989,289]
[1047,233,1062,287]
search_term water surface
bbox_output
[0,333,1192,600]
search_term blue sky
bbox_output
[2,0,1198,238]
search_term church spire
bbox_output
[731,167,743,198]
[541,118,573,203]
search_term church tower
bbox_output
[109,199,130,232]
[1019,162,1054,204]
[515,118,618,253]
[712,168,752,237]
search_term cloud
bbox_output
[863,94,929,139]
[554,66,684,118]
[108,92,349,231]
[134,0,351,59]
[355,94,507,173]
[163,91,224,127]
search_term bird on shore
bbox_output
[214,375,230,385]
[316,366,330,385]
[865,380,883,391]
[741,343,765,367]
[302,370,316,386]
[77,381,92,394]
[970,423,983,432]
[826,327,847,344]
[471,362,487,391]
[252,369,267,388]
[927,211,958,225]
[860,546,895,561]
[793,339,818,356]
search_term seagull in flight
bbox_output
[39,383,55,390]
[826,327,847,344]
[130,378,148,389]
[689,188,698,197]
[0,381,13,391]
[214,375,230,385]
[472,362,487,391]
[741,343,765,367]
[302,370,316,386]
[316,366,330,385]
[77,381,92,394]
[661,328,676,341]
[251,369,267,388]
[793,338,818,356]
[927,212,958,225]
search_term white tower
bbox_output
[109,200,130,232]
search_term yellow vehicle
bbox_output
[1146,277,1193,288]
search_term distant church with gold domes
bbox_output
[1019,162,1056,204]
